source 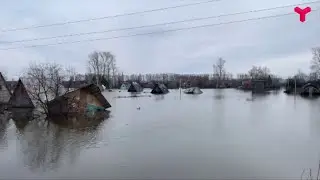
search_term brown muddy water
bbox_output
[0,89,320,179]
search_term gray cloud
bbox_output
[0,0,318,78]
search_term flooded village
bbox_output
[1,49,320,179]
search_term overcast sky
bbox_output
[0,0,318,79]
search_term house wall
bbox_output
[253,82,265,93]
[81,90,103,108]
[48,90,81,115]
[0,79,10,104]
[48,88,105,116]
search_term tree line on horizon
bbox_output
[2,47,320,117]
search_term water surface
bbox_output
[0,89,319,179]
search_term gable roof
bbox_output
[151,83,169,94]
[8,79,35,108]
[0,72,11,96]
[128,82,143,92]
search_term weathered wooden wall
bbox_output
[84,91,103,107]
[0,78,10,105]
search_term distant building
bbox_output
[128,82,143,92]
[151,83,169,94]
[120,82,130,90]
[252,80,266,93]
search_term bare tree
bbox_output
[213,57,226,87]
[87,51,116,88]
[248,66,270,79]
[294,69,308,81]
[23,62,75,116]
[310,47,320,79]
[213,58,226,79]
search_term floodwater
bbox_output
[0,89,320,179]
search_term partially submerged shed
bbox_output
[184,87,203,94]
[120,82,130,90]
[128,82,143,92]
[48,84,111,116]
[252,80,266,93]
[151,83,169,94]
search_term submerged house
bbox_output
[47,84,111,116]
[120,82,130,90]
[252,80,266,93]
[284,78,306,94]
[0,73,11,112]
[151,83,169,94]
[128,82,143,92]
[184,87,203,94]
[8,79,35,120]
[300,82,320,96]
[8,79,34,109]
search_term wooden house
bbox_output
[47,84,111,116]
[8,79,34,109]
[128,82,143,92]
[151,83,169,94]
[0,72,11,112]
[252,80,265,93]
[252,76,273,93]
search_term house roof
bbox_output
[151,83,169,94]
[128,82,143,92]
[8,79,35,108]
[48,83,111,109]
[0,72,11,96]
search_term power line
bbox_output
[3,1,319,45]
[0,0,222,33]
[3,0,319,45]
[0,10,317,51]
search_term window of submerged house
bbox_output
[0,85,2,90]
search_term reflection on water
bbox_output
[153,95,165,101]
[213,89,225,100]
[15,111,109,172]
[1,90,320,178]
[0,112,9,149]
